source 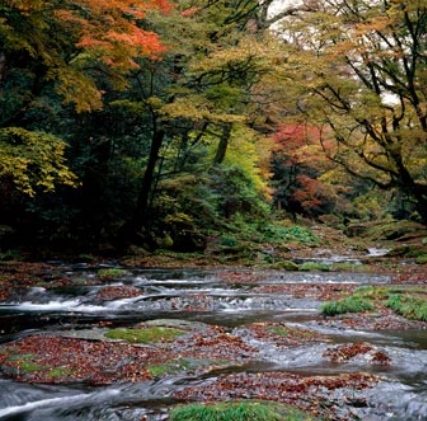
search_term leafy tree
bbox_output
[271,123,353,218]
[112,0,287,240]
[0,127,79,197]
[278,0,427,224]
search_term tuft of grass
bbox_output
[387,294,427,321]
[321,296,374,316]
[169,401,322,421]
[105,327,185,344]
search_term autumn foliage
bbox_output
[271,123,345,217]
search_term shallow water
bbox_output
[0,266,425,420]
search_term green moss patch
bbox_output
[97,268,131,279]
[147,358,230,377]
[105,326,186,344]
[299,262,330,272]
[169,401,322,421]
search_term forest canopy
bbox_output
[0,0,426,252]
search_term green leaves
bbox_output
[0,127,79,197]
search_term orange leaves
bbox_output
[1,0,172,111]
[64,0,170,67]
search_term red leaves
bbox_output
[0,335,159,385]
[323,343,391,366]
[94,286,142,300]
[173,371,378,415]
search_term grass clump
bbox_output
[105,327,185,344]
[169,401,322,421]
[321,296,374,316]
[387,294,427,321]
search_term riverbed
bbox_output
[0,264,426,420]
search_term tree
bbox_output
[271,123,352,218]
[113,0,287,238]
[278,0,427,223]
[0,0,171,116]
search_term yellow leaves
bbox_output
[0,128,80,197]
[49,68,103,112]
[161,97,245,124]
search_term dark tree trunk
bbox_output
[213,124,232,165]
[133,129,165,230]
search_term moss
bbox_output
[47,366,74,378]
[105,326,186,344]
[270,260,299,271]
[299,262,330,272]
[6,354,48,374]
[415,255,427,264]
[147,358,229,377]
[169,401,323,421]
[97,268,130,279]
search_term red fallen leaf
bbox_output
[323,343,373,362]
[371,351,391,365]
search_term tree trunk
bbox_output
[134,129,165,229]
[213,124,232,165]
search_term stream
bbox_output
[1,264,427,420]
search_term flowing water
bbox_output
[0,265,426,420]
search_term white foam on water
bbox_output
[5,299,106,313]
[0,389,121,418]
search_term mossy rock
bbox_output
[105,326,186,344]
[299,262,330,272]
[147,358,230,377]
[169,401,322,421]
[97,268,131,279]
[144,319,210,332]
